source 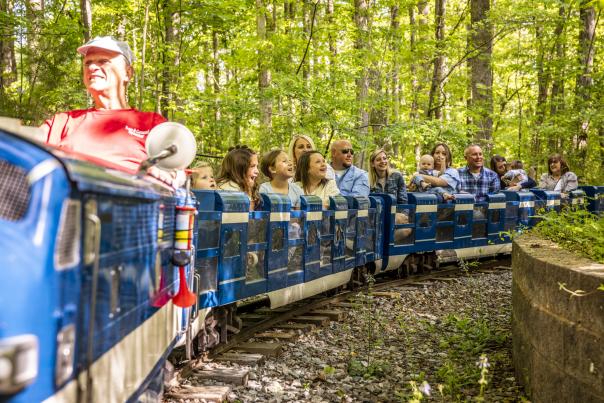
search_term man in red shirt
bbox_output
[41,36,167,172]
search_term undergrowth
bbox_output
[532,207,604,264]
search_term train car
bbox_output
[0,121,196,402]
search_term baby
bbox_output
[502,160,528,187]
[409,154,454,201]
[190,162,216,190]
[410,154,437,191]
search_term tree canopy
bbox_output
[0,0,602,182]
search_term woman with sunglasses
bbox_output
[539,154,578,194]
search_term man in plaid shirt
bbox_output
[458,144,500,202]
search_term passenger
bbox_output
[409,154,437,191]
[287,134,335,179]
[295,150,340,208]
[539,153,578,194]
[489,154,536,190]
[501,160,528,188]
[410,143,459,200]
[41,36,167,174]
[259,149,304,209]
[190,162,216,190]
[330,139,370,197]
[409,154,455,201]
[216,145,260,210]
[458,144,500,202]
[368,149,407,204]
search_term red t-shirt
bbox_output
[41,108,167,171]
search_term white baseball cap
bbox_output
[77,36,135,65]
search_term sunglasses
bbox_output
[340,148,354,155]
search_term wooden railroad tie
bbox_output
[255,330,298,340]
[192,367,249,386]
[165,385,231,402]
[273,322,316,332]
[234,342,283,357]
[308,309,344,321]
[213,352,265,365]
[290,315,330,327]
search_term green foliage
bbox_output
[0,0,602,178]
[532,207,604,264]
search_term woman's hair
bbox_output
[287,134,316,166]
[368,148,392,188]
[430,142,453,169]
[295,150,327,193]
[547,153,570,175]
[260,149,284,180]
[490,154,506,175]
[216,145,259,201]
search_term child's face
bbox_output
[308,153,327,180]
[192,167,215,190]
[419,157,434,170]
[246,154,259,188]
[272,152,294,179]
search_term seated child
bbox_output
[410,154,437,191]
[502,160,528,188]
[190,162,216,190]
[409,154,454,201]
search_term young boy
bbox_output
[410,154,437,191]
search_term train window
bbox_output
[456,213,469,226]
[248,218,267,245]
[198,220,220,250]
[398,207,413,223]
[357,219,366,237]
[223,229,241,257]
[307,222,319,245]
[490,210,501,224]
[345,234,355,258]
[288,245,303,273]
[347,211,357,234]
[437,206,454,222]
[418,213,431,228]
[246,250,265,283]
[368,210,375,228]
[472,223,487,239]
[436,226,454,242]
[520,209,529,222]
[394,227,414,245]
[334,223,344,243]
[272,227,284,251]
[289,217,303,240]
[321,214,332,235]
[366,231,375,252]
[473,205,487,220]
[320,239,332,266]
[196,256,218,293]
[506,204,518,218]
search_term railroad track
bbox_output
[165,258,511,401]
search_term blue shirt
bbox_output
[334,165,370,197]
[440,167,461,193]
[259,181,304,208]
[458,166,500,202]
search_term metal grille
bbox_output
[55,200,82,270]
[112,200,156,250]
[0,159,30,221]
[161,198,176,243]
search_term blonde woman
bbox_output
[369,149,407,204]
[287,134,335,180]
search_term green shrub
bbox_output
[532,208,604,264]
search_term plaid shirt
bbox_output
[458,166,500,202]
[370,170,408,204]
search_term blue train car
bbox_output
[0,125,192,402]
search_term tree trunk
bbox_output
[301,0,311,113]
[428,0,446,120]
[257,0,272,134]
[138,2,150,110]
[212,30,222,147]
[0,0,17,105]
[354,0,370,158]
[469,0,493,149]
[575,1,597,154]
[80,0,92,42]
[549,4,567,151]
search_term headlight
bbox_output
[55,324,75,386]
[0,335,38,394]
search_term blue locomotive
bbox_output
[0,121,602,402]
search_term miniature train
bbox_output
[0,123,602,402]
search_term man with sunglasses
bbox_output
[330,139,370,197]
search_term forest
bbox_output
[0,0,602,182]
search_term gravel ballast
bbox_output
[175,269,524,402]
